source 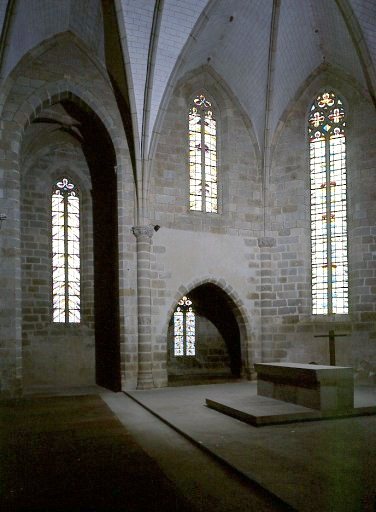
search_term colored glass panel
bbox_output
[173,296,196,356]
[52,178,81,323]
[185,310,196,356]
[309,92,348,315]
[189,106,202,211]
[173,309,184,356]
[189,94,217,213]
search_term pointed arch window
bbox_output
[189,93,218,213]
[173,296,196,356]
[309,91,348,315]
[52,177,81,323]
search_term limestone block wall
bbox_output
[0,155,20,397]
[263,71,376,371]
[21,141,95,391]
[148,71,263,386]
[0,33,136,397]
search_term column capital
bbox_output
[132,225,154,239]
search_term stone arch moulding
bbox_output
[21,142,92,194]
[0,30,137,397]
[269,62,371,165]
[11,86,126,170]
[0,29,133,180]
[149,64,262,169]
[162,277,255,379]
[0,30,110,111]
[2,79,133,394]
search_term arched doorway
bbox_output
[20,97,121,392]
[167,283,242,385]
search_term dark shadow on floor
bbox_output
[0,395,196,512]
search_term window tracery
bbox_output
[52,177,81,323]
[189,93,218,213]
[309,91,348,314]
[173,296,196,356]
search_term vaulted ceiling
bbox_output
[0,0,375,158]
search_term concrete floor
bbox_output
[113,381,376,512]
[9,381,375,511]
[103,390,292,512]
[0,394,195,512]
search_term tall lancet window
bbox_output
[189,93,218,213]
[52,177,81,323]
[309,91,348,315]
[173,296,196,356]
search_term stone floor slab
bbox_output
[206,393,376,426]
[127,381,376,512]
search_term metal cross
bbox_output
[314,329,349,366]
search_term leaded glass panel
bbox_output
[309,92,348,315]
[185,310,196,356]
[52,178,81,323]
[173,309,184,356]
[173,296,196,356]
[189,94,217,213]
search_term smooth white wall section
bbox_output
[119,0,155,145]
[177,0,273,150]
[347,0,376,69]
[311,0,366,85]
[1,0,104,80]
[149,0,208,148]
[270,0,322,139]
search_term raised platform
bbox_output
[255,362,354,410]
[124,382,376,511]
[206,393,376,426]
[206,363,376,427]
[206,362,376,426]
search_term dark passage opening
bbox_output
[168,283,242,386]
[62,100,121,391]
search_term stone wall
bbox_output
[21,140,95,391]
[148,67,375,385]
[0,32,374,397]
[262,70,376,375]
[0,32,136,397]
[148,70,263,386]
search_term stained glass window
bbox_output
[189,94,218,213]
[52,177,80,323]
[309,92,348,315]
[173,296,196,356]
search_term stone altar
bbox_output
[254,362,354,411]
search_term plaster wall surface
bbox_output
[148,70,263,385]
[149,228,261,386]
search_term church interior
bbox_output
[0,0,375,510]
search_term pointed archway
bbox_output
[62,100,121,391]
[167,283,242,386]
[20,97,121,393]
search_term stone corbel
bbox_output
[0,213,7,229]
[258,236,276,248]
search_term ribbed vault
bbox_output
[0,0,374,203]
